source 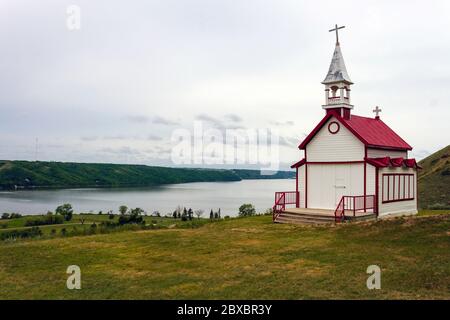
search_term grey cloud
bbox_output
[100,146,142,155]
[125,115,149,123]
[152,116,179,126]
[278,136,299,147]
[196,114,245,130]
[271,120,295,126]
[147,134,163,141]
[103,135,129,140]
[80,136,99,142]
[224,114,242,122]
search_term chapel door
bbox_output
[334,165,348,206]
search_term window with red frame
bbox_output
[382,173,415,203]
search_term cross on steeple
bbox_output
[329,24,345,45]
[373,106,382,119]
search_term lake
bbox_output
[0,179,294,216]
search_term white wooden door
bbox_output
[334,165,348,206]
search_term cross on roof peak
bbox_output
[373,106,382,119]
[329,24,345,45]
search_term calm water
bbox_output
[0,179,294,216]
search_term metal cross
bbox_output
[329,24,345,44]
[373,106,382,118]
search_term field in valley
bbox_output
[0,211,449,299]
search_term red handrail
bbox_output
[273,191,299,222]
[334,195,375,222]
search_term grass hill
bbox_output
[418,145,450,209]
[0,212,448,299]
[0,160,294,190]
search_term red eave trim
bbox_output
[367,144,412,151]
[290,159,306,168]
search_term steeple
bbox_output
[322,43,353,85]
[322,24,353,120]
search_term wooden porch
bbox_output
[273,191,377,224]
[275,207,376,224]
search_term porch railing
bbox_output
[334,195,375,222]
[273,191,299,222]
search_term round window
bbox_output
[328,121,340,134]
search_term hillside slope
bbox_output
[418,145,450,209]
[0,160,294,190]
[0,213,448,299]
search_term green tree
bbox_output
[238,204,256,217]
[195,209,204,219]
[119,205,128,215]
[210,209,214,219]
[55,203,73,221]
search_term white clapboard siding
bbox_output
[367,148,408,159]
[366,164,376,196]
[378,167,417,217]
[297,165,306,208]
[306,118,364,162]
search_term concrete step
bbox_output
[275,215,334,225]
[278,212,336,221]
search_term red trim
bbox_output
[290,158,306,168]
[375,167,379,216]
[364,147,367,212]
[306,161,365,164]
[327,121,340,134]
[416,172,418,210]
[295,167,299,207]
[305,149,308,208]
[366,157,421,169]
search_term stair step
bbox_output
[275,215,333,225]
[278,213,335,221]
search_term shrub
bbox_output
[60,228,67,236]
[119,205,128,215]
[118,208,144,225]
[427,203,450,210]
[238,204,256,217]
[10,213,22,219]
[25,214,64,227]
[56,203,73,221]
[0,226,42,240]
[1,213,10,220]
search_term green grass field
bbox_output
[0,211,449,299]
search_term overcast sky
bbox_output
[1,0,449,169]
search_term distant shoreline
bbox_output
[0,160,295,191]
[4,177,295,192]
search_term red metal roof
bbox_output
[365,157,421,169]
[299,111,412,150]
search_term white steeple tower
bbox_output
[322,24,353,119]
